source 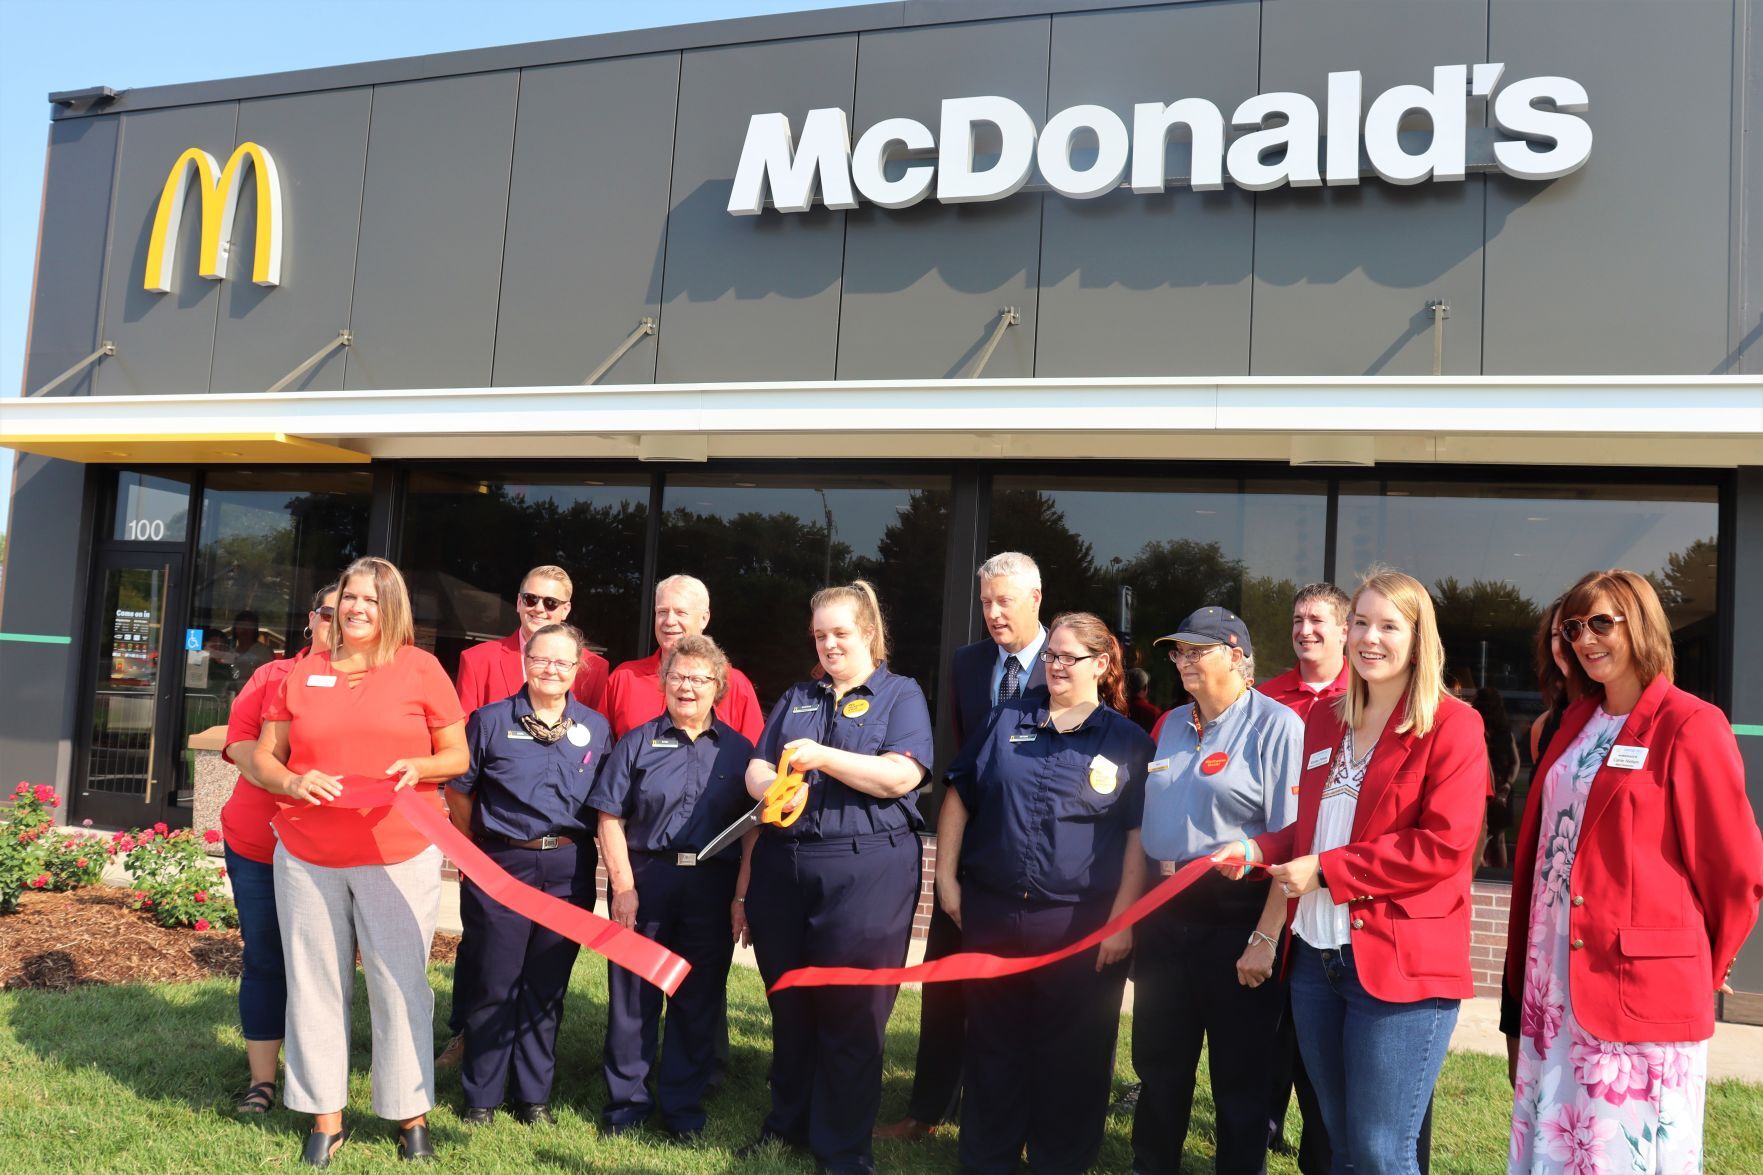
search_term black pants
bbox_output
[1131,870,1284,1175]
[905,893,965,1124]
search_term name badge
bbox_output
[1306,747,1333,770]
[306,675,337,688]
[1089,754,1119,795]
[506,730,534,741]
[791,704,820,714]
[651,737,681,749]
[842,698,870,718]
[1147,758,1170,774]
[1009,732,1038,744]
[1606,744,1648,770]
[567,725,591,748]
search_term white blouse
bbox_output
[1293,729,1372,949]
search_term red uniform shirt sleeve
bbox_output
[262,663,298,723]
[226,659,285,754]
[1668,706,1763,986]
[415,650,467,728]
[727,668,766,743]
[1317,702,1487,899]
[572,651,610,712]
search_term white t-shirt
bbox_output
[1293,728,1373,949]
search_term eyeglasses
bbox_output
[1038,650,1097,668]
[1560,614,1625,644]
[664,673,715,689]
[1167,644,1221,665]
[312,606,335,621]
[524,656,578,672]
[519,592,569,611]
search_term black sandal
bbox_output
[300,1124,347,1168]
[397,1122,435,1162]
[235,1080,277,1114]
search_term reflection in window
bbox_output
[1337,479,1719,879]
[657,474,950,711]
[182,469,371,803]
[400,472,650,681]
[113,471,192,543]
[988,477,1328,712]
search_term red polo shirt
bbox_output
[265,645,465,867]
[455,630,609,714]
[1256,660,1350,722]
[603,650,766,742]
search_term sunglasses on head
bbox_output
[1560,614,1625,643]
[519,592,568,611]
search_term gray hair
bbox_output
[977,551,1041,592]
[661,633,730,703]
[525,622,586,656]
[1234,651,1256,684]
[655,574,711,608]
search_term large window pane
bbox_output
[181,469,372,804]
[400,471,650,679]
[113,471,191,543]
[656,473,950,711]
[1338,479,1720,878]
[989,477,1328,713]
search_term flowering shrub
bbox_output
[109,823,236,931]
[1,782,106,913]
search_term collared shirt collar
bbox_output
[515,684,592,725]
[997,625,1048,674]
[659,708,724,743]
[1027,699,1106,735]
[1188,684,1254,738]
[816,662,891,698]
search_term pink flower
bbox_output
[153,822,168,835]
[1656,1044,1695,1091]
[75,858,88,869]
[1521,963,1565,1054]
[193,918,210,932]
[34,784,56,805]
[117,835,136,853]
[140,896,153,908]
[132,890,148,903]
[217,867,227,880]
[1570,1026,1659,1107]
[194,891,208,903]
[1538,1101,1618,1173]
[28,875,49,889]
[138,829,155,845]
[203,829,221,844]
[14,781,28,796]
[82,818,93,827]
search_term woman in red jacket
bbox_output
[1214,568,1487,1175]
[1504,569,1762,1173]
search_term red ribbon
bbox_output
[330,777,690,996]
[770,855,1224,992]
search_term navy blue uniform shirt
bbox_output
[585,711,756,859]
[949,698,1153,904]
[448,688,610,842]
[753,663,934,840]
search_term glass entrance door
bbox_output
[77,553,187,829]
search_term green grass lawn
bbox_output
[2,960,1760,1173]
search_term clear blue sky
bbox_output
[0,0,869,536]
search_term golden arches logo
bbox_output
[143,142,283,293]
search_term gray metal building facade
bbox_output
[3,0,1761,1013]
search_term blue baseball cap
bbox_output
[1154,606,1252,657]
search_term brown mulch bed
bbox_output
[1,889,460,991]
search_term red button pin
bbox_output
[1201,751,1229,775]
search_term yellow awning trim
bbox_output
[0,433,369,464]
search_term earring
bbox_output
[302,625,313,641]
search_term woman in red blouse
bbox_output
[252,557,468,1167]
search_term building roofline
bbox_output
[46,0,1193,120]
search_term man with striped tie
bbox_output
[877,551,1048,1142]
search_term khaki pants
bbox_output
[275,844,441,1119]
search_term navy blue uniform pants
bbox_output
[905,894,965,1124]
[1130,872,1285,1175]
[459,839,595,1109]
[603,854,737,1132]
[959,886,1129,1175]
[748,830,919,1175]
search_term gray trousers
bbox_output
[275,844,441,1120]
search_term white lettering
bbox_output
[1227,91,1321,191]
[851,116,937,209]
[1364,64,1467,185]
[937,96,1037,204]
[1130,98,1225,192]
[1037,104,1131,200]
[1325,70,1363,186]
[727,108,856,216]
[1492,75,1593,182]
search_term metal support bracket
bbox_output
[267,330,353,393]
[965,307,1021,379]
[1428,301,1450,376]
[582,317,657,385]
[32,341,115,396]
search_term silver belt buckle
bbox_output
[539,835,559,850]
[675,852,697,867]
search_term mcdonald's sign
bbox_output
[143,142,283,293]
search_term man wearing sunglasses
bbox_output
[441,565,610,1069]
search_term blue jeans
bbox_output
[1288,942,1456,1175]
[226,846,287,1041]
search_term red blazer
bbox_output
[455,631,609,715]
[1504,676,1763,1043]
[1258,692,1487,1002]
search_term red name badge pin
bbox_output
[1201,751,1229,775]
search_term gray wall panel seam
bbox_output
[1245,0,1264,377]
[1479,0,1492,376]
[487,69,526,388]
[649,52,687,384]
[1725,0,1747,372]
[201,103,242,395]
[1031,13,1054,379]
[91,114,128,384]
[340,85,379,390]
[830,33,861,381]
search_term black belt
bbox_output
[633,848,722,868]
[482,832,576,850]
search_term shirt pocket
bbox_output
[832,713,890,758]
[1389,885,1468,980]
[1617,925,1708,1023]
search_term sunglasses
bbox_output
[1560,614,1625,643]
[519,592,568,611]
[312,606,335,621]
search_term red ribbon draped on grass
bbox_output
[770,855,1226,992]
[331,777,690,996]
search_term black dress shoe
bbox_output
[513,1102,555,1126]
[662,1125,704,1146]
[300,1125,347,1168]
[397,1122,436,1161]
[459,1105,496,1126]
